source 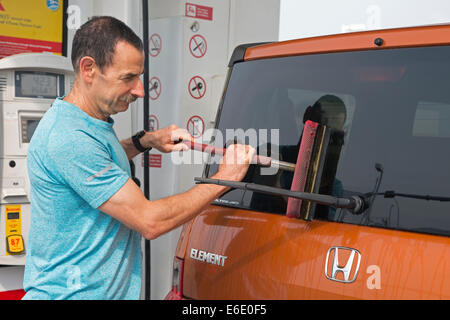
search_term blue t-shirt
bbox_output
[23,98,142,300]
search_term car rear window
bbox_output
[206,45,450,237]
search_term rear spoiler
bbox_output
[228,42,274,67]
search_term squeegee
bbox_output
[192,121,368,217]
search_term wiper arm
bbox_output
[376,191,450,202]
[365,163,450,202]
[195,177,369,215]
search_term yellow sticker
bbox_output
[5,205,22,256]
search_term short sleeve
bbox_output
[47,129,130,208]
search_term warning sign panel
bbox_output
[150,154,162,168]
[141,153,162,168]
[187,115,205,138]
[188,76,206,99]
[185,3,213,21]
[149,77,161,100]
[189,34,207,58]
[148,114,159,132]
[149,33,161,57]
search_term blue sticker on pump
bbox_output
[47,0,59,11]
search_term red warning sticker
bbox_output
[149,77,161,100]
[187,115,205,138]
[150,154,162,168]
[185,3,213,21]
[188,76,206,99]
[189,34,207,58]
[149,33,162,57]
[141,154,162,168]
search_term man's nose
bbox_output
[131,79,145,98]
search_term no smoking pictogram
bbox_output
[187,115,205,138]
[149,33,162,57]
[149,77,161,100]
[188,76,206,99]
[189,35,207,58]
[148,114,159,132]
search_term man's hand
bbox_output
[143,124,192,153]
[213,144,256,182]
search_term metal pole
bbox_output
[142,0,151,301]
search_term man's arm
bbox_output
[99,177,228,239]
[121,125,191,160]
[99,144,255,239]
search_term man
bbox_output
[23,16,254,300]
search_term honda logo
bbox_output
[325,247,361,283]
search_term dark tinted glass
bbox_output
[26,119,40,142]
[207,46,450,237]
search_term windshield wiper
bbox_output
[195,177,369,215]
[375,191,450,202]
[365,163,450,201]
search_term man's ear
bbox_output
[79,56,96,84]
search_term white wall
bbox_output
[228,0,280,59]
[280,0,450,40]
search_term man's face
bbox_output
[325,111,346,130]
[92,41,145,116]
[322,105,346,130]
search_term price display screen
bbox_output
[15,71,64,99]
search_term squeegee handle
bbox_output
[181,141,273,166]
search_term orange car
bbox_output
[166,25,450,300]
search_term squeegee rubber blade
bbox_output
[286,120,318,218]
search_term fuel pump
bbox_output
[0,53,74,265]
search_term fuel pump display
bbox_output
[0,53,74,265]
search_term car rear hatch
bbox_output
[179,25,450,299]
